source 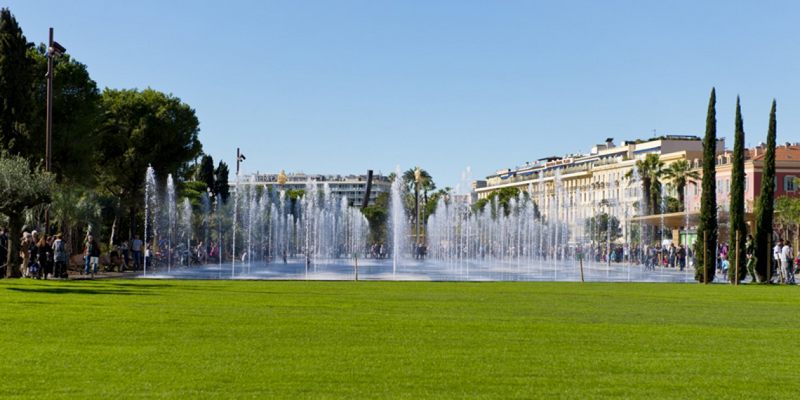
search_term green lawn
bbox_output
[0,279,798,399]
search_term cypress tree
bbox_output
[197,154,216,191]
[753,101,777,281]
[728,97,747,283]
[214,161,230,203]
[695,88,717,283]
[0,8,34,152]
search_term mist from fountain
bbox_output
[140,166,694,283]
[390,166,409,276]
[143,165,157,275]
[166,174,176,272]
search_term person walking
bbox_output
[745,235,756,283]
[781,241,795,285]
[84,234,100,278]
[52,233,68,279]
[677,244,686,271]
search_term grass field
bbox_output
[1,279,798,399]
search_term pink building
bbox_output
[685,143,800,214]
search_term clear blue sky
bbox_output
[7,0,799,190]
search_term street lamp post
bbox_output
[44,27,66,235]
[414,167,422,250]
[231,148,246,276]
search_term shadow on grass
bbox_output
[6,286,154,296]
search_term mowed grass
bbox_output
[1,279,798,399]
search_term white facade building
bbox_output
[235,172,391,206]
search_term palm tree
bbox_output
[662,159,700,211]
[402,167,434,244]
[625,153,664,215]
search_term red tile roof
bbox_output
[751,145,800,161]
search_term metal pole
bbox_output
[579,252,585,282]
[415,183,420,247]
[735,230,740,285]
[232,148,240,277]
[44,27,54,235]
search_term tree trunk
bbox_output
[109,214,118,251]
[641,178,652,244]
[5,213,22,278]
[109,198,123,250]
[677,183,685,211]
[129,205,137,242]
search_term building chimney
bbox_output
[605,137,614,148]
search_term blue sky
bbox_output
[7,0,799,190]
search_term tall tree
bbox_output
[402,167,433,241]
[626,153,664,216]
[753,100,777,282]
[197,154,215,191]
[695,88,718,283]
[625,153,664,245]
[662,159,700,210]
[728,97,747,283]
[0,152,54,277]
[0,8,33,153]
[361,192,389,246]
[214,161,230,203]
[95,88,202,240]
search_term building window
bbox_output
[785,176,797,192]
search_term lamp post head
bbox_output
[48,41,66,57]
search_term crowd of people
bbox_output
[4,229,71,279]
[0,227,151,279]
[584,243,690,271]
[594,235,799,284]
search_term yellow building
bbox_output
[474,135,721,243]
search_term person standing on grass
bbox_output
[119,240,129,272]
[52,233,68,279]
[19,232,31,277]
[29,232,40,278]
[131,235,143,271]
[773,240,783,283]
[36,236,49,279]
[84,234,100,278]
[781,241,794,285]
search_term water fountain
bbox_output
[143,165,157,275]
[139,166,694,282]
[390,166,408,277]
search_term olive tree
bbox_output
[0,152,54,277]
